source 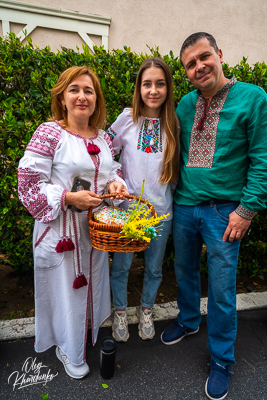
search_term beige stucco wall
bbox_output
[2,0,267,65]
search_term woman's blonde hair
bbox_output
[48,65,106,129]
[132,57,179,183]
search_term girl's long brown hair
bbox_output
[132,57,179,183]
[48,65,106,129]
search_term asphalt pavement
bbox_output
[0,308,266,400]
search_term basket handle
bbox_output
[89,193,156,217]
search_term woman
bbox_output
[108,57,179,342]
[18,66,127,379]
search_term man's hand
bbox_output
[223,211,251,242]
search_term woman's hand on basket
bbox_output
[108,181,132,201]
[65,190,102,210]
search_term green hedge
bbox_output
[1,33,267,277]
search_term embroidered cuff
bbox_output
[235,204,256,220]
[61,189,68,212]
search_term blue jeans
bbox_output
[173,202,240,366]
[110,219,172,309]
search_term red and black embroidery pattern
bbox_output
[26,123,62,157]
[187,77,237,169]
[18,167,53,222]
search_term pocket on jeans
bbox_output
[213,204,230,222]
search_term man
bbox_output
[161,32,267,400]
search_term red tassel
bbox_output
[67,238,75,251]
[55,240,63,253]
[79,275,85,286]
[73,274,88,289]
[73,276,82,289]
[80,274,88,286]
[61,238,69,252]
[87,143,101,155]
[56,238,75,253]
[197,99,209,131]
[197,115,205,131]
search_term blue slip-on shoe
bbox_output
[160,320,199,345]
[205,359,232,400]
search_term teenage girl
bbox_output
[107,57,179,341]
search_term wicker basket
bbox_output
[88,193,155,252]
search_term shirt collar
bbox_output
[197,75,237,98]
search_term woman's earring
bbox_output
[62,103,66,110]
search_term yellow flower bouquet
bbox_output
[120,180,169,243]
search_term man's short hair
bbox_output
[180,32,219,66]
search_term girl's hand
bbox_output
[65,190,102,210]
[108,181,131,200]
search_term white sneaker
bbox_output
[56,347,89,379]
[138,307,155,340]
[112,310,129,342]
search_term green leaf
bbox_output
[7,138,17,148]
[102,384,109,389]
[42,395,49,399]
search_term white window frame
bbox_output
[0,0,111,53]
